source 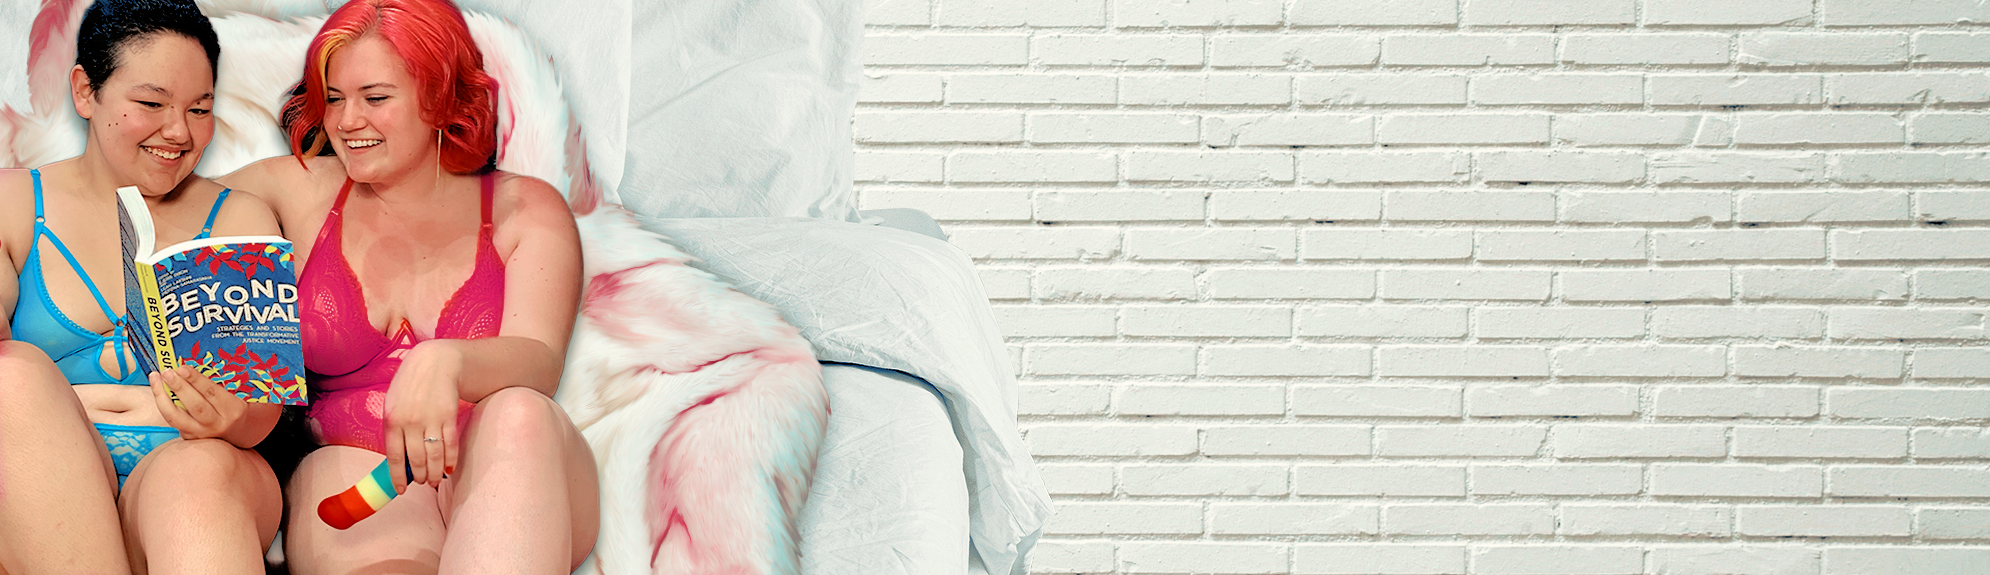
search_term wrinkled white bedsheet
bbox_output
[805,364,969,575]
[636,216,1050,575]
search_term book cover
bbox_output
[117,187,307,405]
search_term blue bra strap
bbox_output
[112,316,129,378]
[30,168,134,381]
[39,209,120,325]
[198,188,230,239]
[31,169,42,220]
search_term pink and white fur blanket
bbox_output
[0,2,829,574]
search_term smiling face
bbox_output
[71,32,215,196]
[323,34,438,185]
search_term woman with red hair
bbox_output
[220,0,598,570]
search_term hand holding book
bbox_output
[149,364,257,446]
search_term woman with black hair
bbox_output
[0,0,283,572]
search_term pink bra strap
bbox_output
[480,173,494,230]
[334,178,357,212]
[315,179,358,248]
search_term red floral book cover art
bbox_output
[127,238,307,405]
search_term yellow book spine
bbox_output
[135,262,177,372]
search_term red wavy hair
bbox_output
[283,0,496,174]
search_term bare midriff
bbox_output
[73,343,171,427]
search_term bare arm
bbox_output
[406,175,582,402]
[215,156,321,238]
[387,174,580,488]
[225,406,280,449]
[213,158,290,212]
[1,237,15,341]
[1,172,26,341]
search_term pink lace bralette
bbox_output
[299,174,505,452]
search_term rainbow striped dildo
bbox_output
[317,458,401,530]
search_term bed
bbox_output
[649,216,1048,575]
[0,0,1051,573]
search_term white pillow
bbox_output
[616,0,862,221]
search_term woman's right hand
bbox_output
[381,339,465,493]
[151,364,250,443]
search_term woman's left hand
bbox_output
[382,340,463,492]
[151,364,250,443]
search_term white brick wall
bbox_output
[854,0,1990,572]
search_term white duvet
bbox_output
[641,216,1050,575]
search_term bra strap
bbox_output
[30,169,117,322]
[479,173,494,229]
[334,179,356,212]
[44,226,120,326]
[196,188,232,238]
[30,169,43,221]
[111,316,129,379]
[27,168,131,381]
[325,179,356,236]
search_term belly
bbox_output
[75,384,172,427]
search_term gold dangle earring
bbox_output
[432,128,443,193]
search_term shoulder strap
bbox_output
[312,179,357,251]
[197,188,232,238]
[30,169,43,221]
[335,179,355,212]
[42,218,120,325]
[29,168,115,317]
[479,173,494,228]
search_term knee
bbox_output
[474,387,570,451]
[0,339,58,388]
[0,338,48,361]
[149,438,274,493]
[284,448,353,508]
[0,340,74,409]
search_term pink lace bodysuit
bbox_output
[301,175,506,453]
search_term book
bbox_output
[116,186,307,405]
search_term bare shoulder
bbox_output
[492,172,577,233]
[0,169,33,217]
[0,169,34,261]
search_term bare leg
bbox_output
[440,387,599,574]
[0,340,129,574]
[282,445,447,575]
[118,437,282,574]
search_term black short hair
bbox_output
[75,0,222,93]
